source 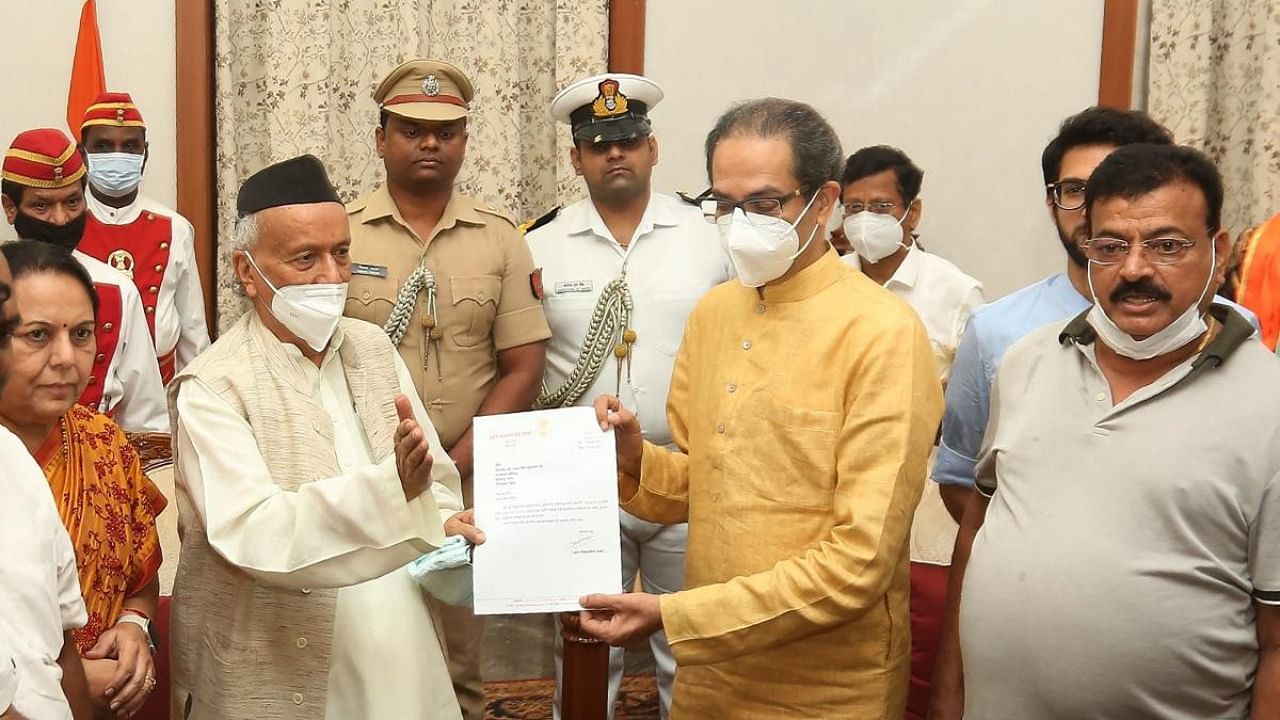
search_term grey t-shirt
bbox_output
[961,309,1280,719]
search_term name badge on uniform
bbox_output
[352,263,388,278]
[555,280,594,294]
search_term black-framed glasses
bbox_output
[701,188,804,224]
[842,201,900,216]
[1047,179,1087,210]
[1082,236,1199,265]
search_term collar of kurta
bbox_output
[567,192,679,239]
[885,245,921,290]
[1058,303,1253,374]
[245,310,361,395]
[759,248,848,303]
[361,184,487,231]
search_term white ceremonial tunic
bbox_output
[845,245,984,566]
[86,192,210,370]
[528,192,733,720]
[174,338,463,720]
[72,250,168,432]
[528,192,734,441]
[0,426,87,720]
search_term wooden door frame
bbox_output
[178,0,1140,331]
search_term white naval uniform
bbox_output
[73,250,168,432]
[527,191,733,720]
[0,426,88,720]
[85,192,210,372]
[174,336,463,720]
[843,244,984,564]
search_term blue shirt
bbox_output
[934,272,1259,487]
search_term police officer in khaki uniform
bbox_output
[345,58,551,720]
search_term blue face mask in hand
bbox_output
[407,535,474,606]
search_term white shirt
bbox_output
[174,332,462,719]
[527,192,733,445]
[72,250,168,432]
[845,245,984,565]
[0,426,87,720]
[843,245,984,382]
[85,192,210,370]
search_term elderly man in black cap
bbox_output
[167,155,478,720]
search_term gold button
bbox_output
[296,637,308,649]
[87,376,98,386]
[477,291,486,300]
[755,303,766,315]
[361,290,371,300]
[103,322,114,332]
[159,241,169,249]
[154,264,163,272]
[301,587,311,595]
[292,693,304,705]
[727,383,737,394]
[146,212,155,221]
[742,340,752,350]
[149,285,159,293]
[95,353,105,362]
[146,306,155,314]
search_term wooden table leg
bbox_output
[559,611,610,720]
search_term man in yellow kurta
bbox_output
[579,98,944,718]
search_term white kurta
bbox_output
[0,426,87,720]
[845,245,984,565]
[174,341,463,720]
[72,250,168,432]
[85,192,211,370]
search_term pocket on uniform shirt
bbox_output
[742,393,841,510]
[450,275,502,348]
[345,273,399,327]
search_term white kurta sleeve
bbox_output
[174,377,448,590]
[171,216,210,370]
[393,352,465,525]
[110,282,168,432]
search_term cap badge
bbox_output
[107,249,136,279]
[423,74,441,97]
[54,165,64,180]
[591,79,629,118]
[116,108,126,121]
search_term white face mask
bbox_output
[1085,240,1216,360]
[245,252,347,352]
[86,152,145,198]
[843,207,908,263]
[718,191,821,288]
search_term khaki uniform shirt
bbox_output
[345,186,551,449]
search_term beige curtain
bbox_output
[1147,1,1280,237]
[213,0,609,328]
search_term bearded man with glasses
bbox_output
[934,143,1280,719]
[577,97,943,719]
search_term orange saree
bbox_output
[1238,213,1280,351]
[34,403,167,653]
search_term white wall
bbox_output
[0,0,176,240]
[646,0,1105,299]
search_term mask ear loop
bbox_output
[787,190,825,261]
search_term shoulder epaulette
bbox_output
[345,194,369,215]
[519,206,561,235]
[676,189,710,207]
[476,204,518,228]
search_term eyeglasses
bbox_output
[1047,180,1088,211]
[842,201,899,216]
[1082,237,1199,266]
[701,188,804,224]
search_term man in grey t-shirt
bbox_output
[932,144,1280,718]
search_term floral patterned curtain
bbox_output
[213,0,609,328]
[1147,1,1280,237]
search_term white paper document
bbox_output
[472,407,622,615]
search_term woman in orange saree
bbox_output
[0,241,165,719]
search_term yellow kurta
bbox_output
[623,250,943,718]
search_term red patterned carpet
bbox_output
[485,675,658,719]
